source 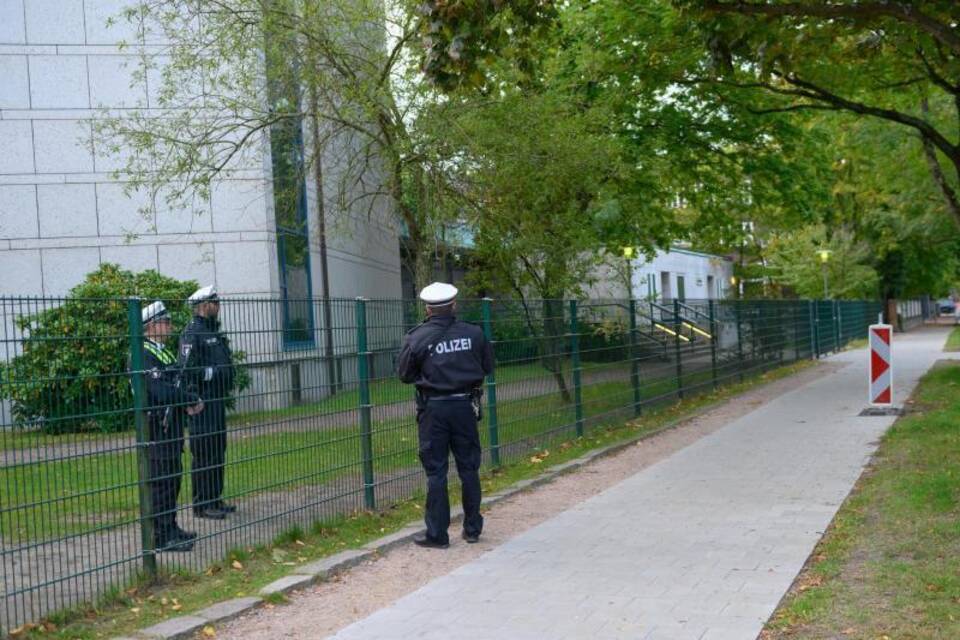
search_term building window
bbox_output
[271,111,315,348]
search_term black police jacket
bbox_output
[131,340,200,445]
[397,314,493,394]
[178,315,235,400]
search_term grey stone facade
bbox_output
[0,0,402,300]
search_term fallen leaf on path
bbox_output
[202,625,216,637]
[9,623,38,637]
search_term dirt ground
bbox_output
[215,361,838,640]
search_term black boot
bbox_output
[214,501,237,514]
[193,506,228,520]
[156,531,194,552]
[413,535,449,549]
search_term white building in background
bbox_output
[631,247,733,302]
[0,0,402,307]
[589,247,734,301]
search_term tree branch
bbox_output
[920,98,960,228]
[703,1,960,56]
[777,72,959,160]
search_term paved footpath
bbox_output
[327,327,953,640]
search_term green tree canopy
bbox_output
[0,265,198,433]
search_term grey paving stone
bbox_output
[259,574,315,597]
[195,597,262,624]
[136,615,207,640]
[325,331,948,640]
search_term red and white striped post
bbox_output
[869,324,893,405]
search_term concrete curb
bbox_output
[113,382,773,640]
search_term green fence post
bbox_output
[355,297,375,510]
[481,298,500,466]
[628,298,642,416]
[814,301,822,358]
[127,298,157,578]
[569,300,584,437]
[735,300,744,382]
[673,298,684,398]
[708,299,718,390]
[790,300,803,362]
[830,300,840,353]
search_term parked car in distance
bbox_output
[938,298,956,314]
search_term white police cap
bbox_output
[419,282,458,306]
[141,301,169,325]
[188,285,218,305]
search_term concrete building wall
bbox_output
[630,248,733,302]
[0,0,403,414]
[0,0,401,302]
[585,248,734,302]
[0,0,281,298]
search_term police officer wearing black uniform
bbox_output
[133,301,204,552]
[179,285,236,519]
[398,282,494,548]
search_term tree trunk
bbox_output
[308,86,339,395]
[541,298,572,404]
[413,235,434,294]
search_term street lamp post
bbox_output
[818,249,832,299]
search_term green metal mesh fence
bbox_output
[0,296,890,630]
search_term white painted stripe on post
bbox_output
[868,324,892,406]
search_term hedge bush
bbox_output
[0,264,198,434]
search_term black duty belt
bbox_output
[427,393,471,402]
[421,389,472,400]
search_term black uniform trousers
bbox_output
[147,416,184,543]
[189,399,227,509]
[417,397,483,544]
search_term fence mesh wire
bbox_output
[0,296,893,630]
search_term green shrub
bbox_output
[0,264,198,434]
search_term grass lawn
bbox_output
[945,325,960,351]
[3,359,725,541]
[0,360,613,450]
[10,359,814,639]
[763,360,960,639]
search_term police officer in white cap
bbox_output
[179,285,236,519]
[132,301,204,551]
[398,282,494,548]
